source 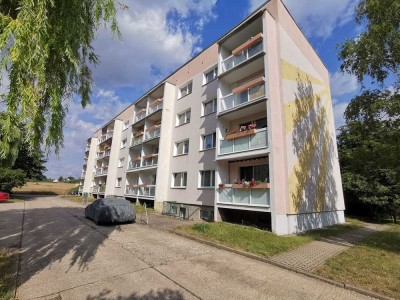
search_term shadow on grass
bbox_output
[86,288,185,300]
[361,225,400,254]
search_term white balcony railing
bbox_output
[95,168,108,176]
[220,83,265,113]
[131,136,142,147]
[99,132,113,144]
[220,128,267,155]
[221,41,263,73]
[144,127,161,141]
[78,187,83,192]
[85,146,90,152]
[142,155,158,167]
[125,185,156,197]
[80,172,86,179]
[134,111,146,123]
[128,160,141,170]
[148,99,163,114]
[218,185,270,207]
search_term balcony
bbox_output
[221,40,263,73]
[144,126,161,141]
[95,168,108,176]
[99,132,113,144]
[85,146,90,152]
[220,128,267,156]
[220,82,265,113]
[125,185,156,198]
[78,187,83,192]
[148,99,163,115]
[134,109,146,123]
[131,136,142,147]
[97,152,105,159]
[218,185,270,207]
[127,159,141,171]
[80,172,86,179]
[142,154,158,167]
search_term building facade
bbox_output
[79,0,345,235]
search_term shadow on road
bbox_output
[86,289,185,300]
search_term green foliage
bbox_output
[338,0,400,87]
[338,90,400,219]
[192,223,211,233]
[0,0,120,158]
[0,168,26,192]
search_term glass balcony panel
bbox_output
[233,189,250,204]
[220,83,265,113]
[249,130,267,149]
[251,189,269,205]
[218,186,270,207]
[234,137,249,152]
[221,41,263,73]
[219,188,233,203]
[220,139,234,154]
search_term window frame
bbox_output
[175,139,189,156]
[121,139,127,148]
[178,81,193,99]
[172,172,188,188]
[123,120,129,130]
[201,132,216,151]
[118,158,125,168]
[204,66,218,85]
[176,109,191,127]
[116,177,122,188]
[202,98,218,116]
[199,170,215,188]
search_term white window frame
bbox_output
[172,172,187,188]
[199,170,215,188]
[121,139,127,148]
[201,132,216,151]
[123,120,129,130]
[176,109,191,126]
[175,139,189,156]
[203,98,217,116]
[204,66,218,84]
[179,81,193,99]
[116,177,122,187]
[118,158,125,168]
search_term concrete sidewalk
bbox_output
[269,224,388,272]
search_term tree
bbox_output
[58,176,64,182]
[12,146,47,181]
[338,90,400,222]
[0,168,26,192]
[0,0,120,159]
[338,0,400,87]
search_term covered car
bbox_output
[85,197,136,224]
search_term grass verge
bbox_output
[61,195,95,204]
[316,223,400,299]
[175,218,363,258]
[0,249,18,300]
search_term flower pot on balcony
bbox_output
[225,128,256,140]
[232,182,270,189]
[134,131,144,137]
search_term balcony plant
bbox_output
[218,183,225,189]
[225,123,257,140]
[233,179,270,189]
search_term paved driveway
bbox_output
[0,196,372,300]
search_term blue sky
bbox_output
[45,0,363,179]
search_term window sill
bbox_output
[198,187,215,190]
[171,187,187,189]
[202,78,217,87]
[178,93,192,100]
[173,153,189,157]
[175,122,190,128]
[200,147,216,152]
[201,111,216,118]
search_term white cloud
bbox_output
[92,0,217,90]
[249,0,358,39]
[332,98,348,129]
[330,70,359,97]
[45,90,128,178]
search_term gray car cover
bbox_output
[85,197,136,224]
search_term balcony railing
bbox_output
[85,146,90,152]
[97,152,105,159]
[134,110,146,123]
[79,187,83,192]
[125,185,156,197]
[220,83,265,113]
[144,127,161,141]
[95,168,108,176]
[80,172,86,179]
[220,128,267,155]
[218,185,270,207]
[148,99,163,114]
[104,150,111,157]
[128,160,141,170]
[221,41,263,73]
[131,136,142,147]
[99,132,113,144]
[142,155,158,167]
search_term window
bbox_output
[116,177,122,187]
[177,110,191,126]
[202,132,216,150]
[204,66,218,84]
[239,164,269,182]
[200,170,215,188]
[175,140,189,155]
[123,120,129,130]
[118,158,125,168]
[179,82,192,98]
[121,139,127,148]
[203,98,217,116]
[173,172,187,188]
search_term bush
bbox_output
[0,168,26,192]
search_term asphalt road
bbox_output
[0,196,372,300]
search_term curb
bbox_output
[171,230,394,300]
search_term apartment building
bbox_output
[79,0,345,235]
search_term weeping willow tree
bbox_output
[0,0,120,162]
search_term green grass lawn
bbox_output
[175,218,363,257]
[316,223,400,299]
[61,195,95,204]
[0,249,18,300]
